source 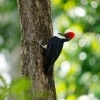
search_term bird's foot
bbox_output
[34,41,47,49]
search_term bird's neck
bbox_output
[61,38,69,42]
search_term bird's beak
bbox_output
[58,33,64,36]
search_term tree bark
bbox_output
[17,0,56,100]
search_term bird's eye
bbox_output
[67,35,71,40]
[65,34,71,40]
[68,35,69,38]
[66,34,68,37]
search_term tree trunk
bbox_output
[17,0,56,100]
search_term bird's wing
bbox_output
[44,37,56,72]
[45,37,57,62]
[44,37,64,72]
[50,42,63,64]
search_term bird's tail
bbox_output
[44,64,53,76]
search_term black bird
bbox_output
[44,32,75,75]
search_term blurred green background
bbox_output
[0,0,100,100]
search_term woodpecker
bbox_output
[43,32,75,75]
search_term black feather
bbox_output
[44,36,67,75]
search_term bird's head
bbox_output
[58,32,75,41]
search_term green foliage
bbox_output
[0,0,20,51]
[52,0,100,99]
[0,75,31,100]
[0,75,8,100]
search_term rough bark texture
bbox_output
[17,0,56,100]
